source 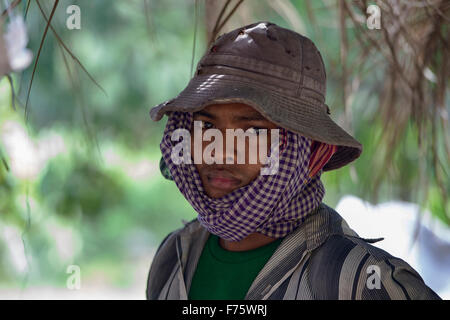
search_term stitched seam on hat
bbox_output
[190,73,327,109]
[199,66,298,95]
[303,75,326,96]
[192,72,296,96]
[200,63,299,85]
[297,37,305,98]
[202,53,301,81]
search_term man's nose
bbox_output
[210,131,239,165]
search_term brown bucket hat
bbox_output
[149,21,363,171]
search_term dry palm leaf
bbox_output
[340,0,450,223]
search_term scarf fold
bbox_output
[160,111,337,241]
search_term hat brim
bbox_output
[150,73,362,171]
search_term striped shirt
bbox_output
[146,203,441,300]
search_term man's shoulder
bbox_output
[314,232,392,262]
[307,232,441,299]
[300,204,440,299]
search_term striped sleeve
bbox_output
[304,235,442,300]
[337,240,442,300]
[359,257,441,300]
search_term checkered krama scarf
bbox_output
[160,111,337,242]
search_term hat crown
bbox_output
[196,21,327,104]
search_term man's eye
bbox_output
[200,120,214,129]
[247,127,265,135]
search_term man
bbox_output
[146,21,440,300]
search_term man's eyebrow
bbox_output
[234,112,268,122]
[193,110,215,119]
[193,110,269,122]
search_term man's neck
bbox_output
[219,232,277,252]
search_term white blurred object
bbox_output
[0,225,28,274]
[336,195,450,299]
[45,219,82,264]
[0,2,33,77]
[4,15,33,71]
[0,121,67,180]
[103,146,159,181]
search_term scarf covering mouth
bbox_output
[160,111,337,242]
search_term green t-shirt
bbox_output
[188,233,284,300]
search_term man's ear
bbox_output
[159,156,174,181]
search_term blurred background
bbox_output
[0,0,449,299]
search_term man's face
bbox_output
[190,103,279,199]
